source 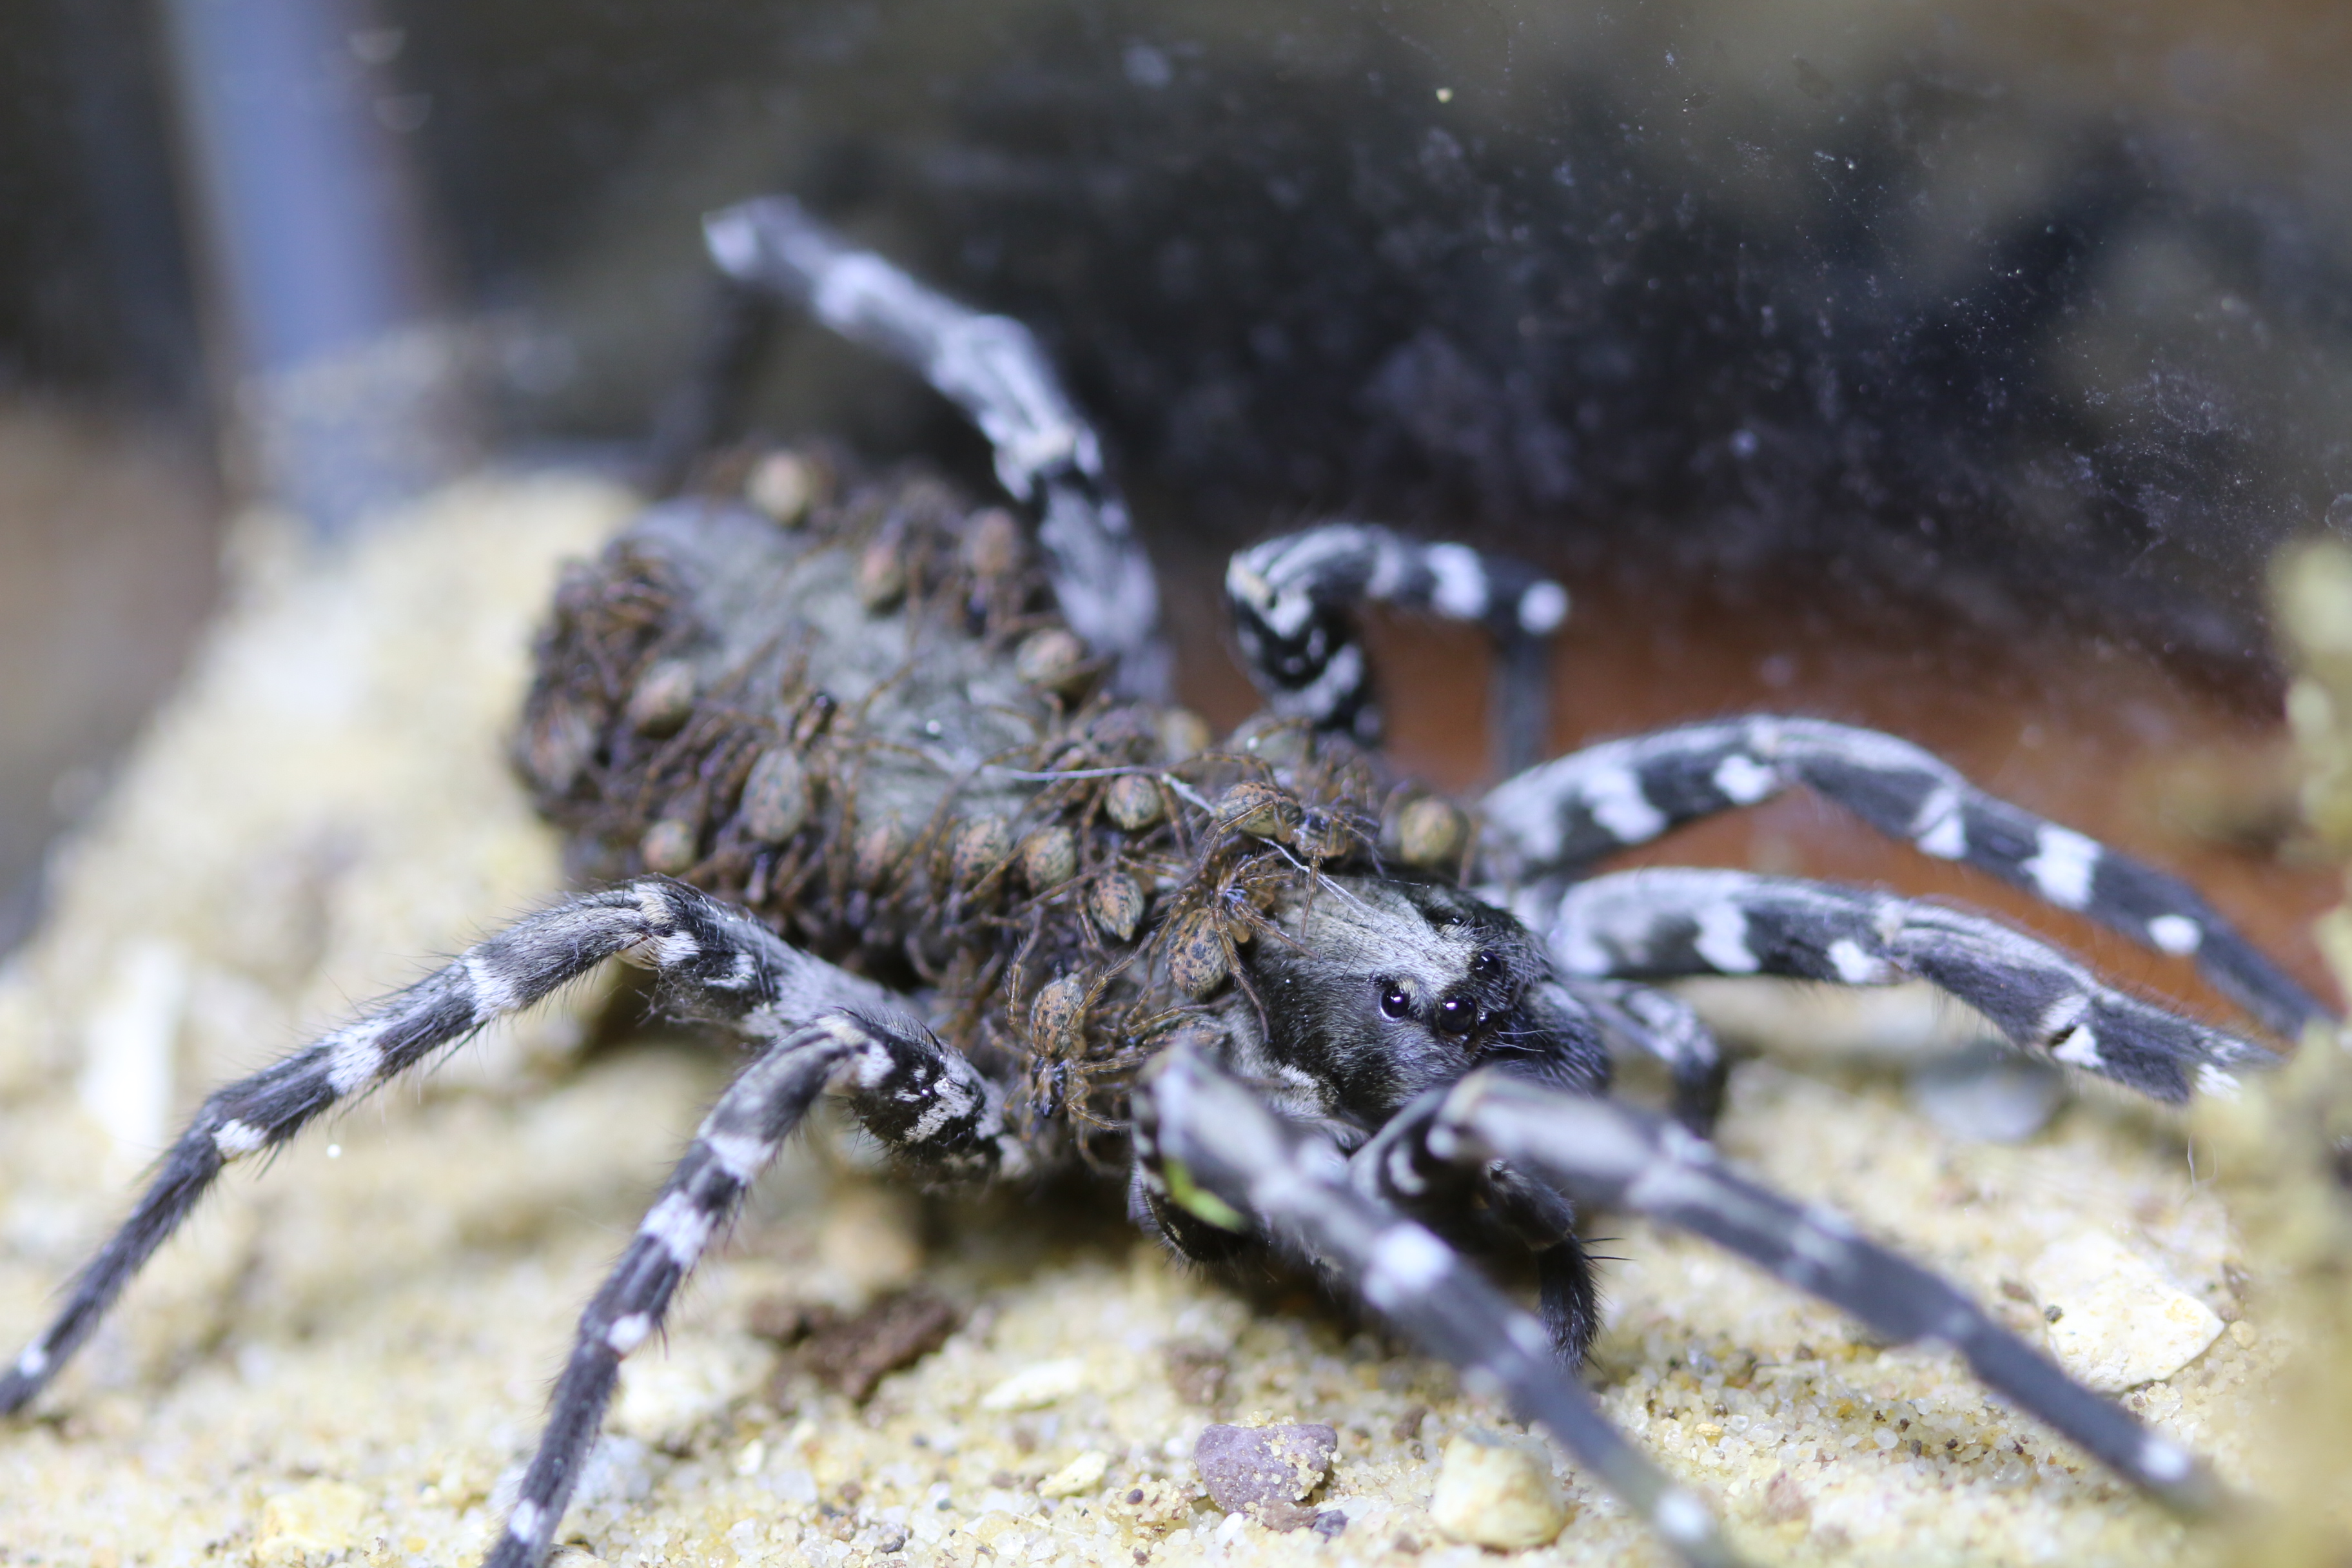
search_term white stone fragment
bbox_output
[610,1336,770,1449]
[2025,1233,2224,1392]
[1429,1429,1569,1549]
[979,1356,1089,1411]
[253,1478,371,1567]
[1039,1451,1110,1498]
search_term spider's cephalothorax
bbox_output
[4,195,2336,1568]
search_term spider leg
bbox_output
[1478,716,2329,1039]
[701,193,1170,701]
[1134,1041,1746,1568]
[1554,975,1729,1133]
[1376,1070,2224,1516]
[1528,867,2277,1103]
[1224,524,1569,776]
[0,877,902,1415]
[488,1005,1015,1568]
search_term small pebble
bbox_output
[979,1357,1089,1411]
[253,1478,371,1567]
[2025,1232,2224,1391]
[624,660,698,735]
[1163,1338,1230,1406]
[1039,1452,1111,1498]
[1428,1429,1567,1549]
[1192,1422,1336,1529]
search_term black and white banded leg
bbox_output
[703,194,1170,701]
[1135,1043,1745,1568]
[1374,1070,2222,1514]
[1478,716,2329,1039]
[489,1006,1017,1568]
[1554,975,1730,1133]
[1531,867,2279,1104]
[2,877,864,1413]
[1226,525,1571,776]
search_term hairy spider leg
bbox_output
[701,193,1170,702]
[1551,974,1730,1133]
[1340,1096,1609,1366]
[1529,867,2278,1104]
[0,879,1001,1402]
[1477,716,2331,1040]
[489,1007,1018,1568]
[1224,524,1571,778]
[0,879,808,1413]
[1383,1070,2223,1516]
[1134,1043,1747,1568]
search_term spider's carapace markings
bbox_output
[3,195,2326,1568]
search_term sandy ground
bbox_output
[0,475,2301,1567]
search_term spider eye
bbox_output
[1471,950,1502,978]
[1378,985,1413,1020]
[1434,994,1479,1035]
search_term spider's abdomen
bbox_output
[515,456,1208,1146]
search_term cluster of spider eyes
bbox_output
[1378,950,1505,1034]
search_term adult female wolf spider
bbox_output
[1,197,2329,1568]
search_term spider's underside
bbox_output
[1,197,2333,1568]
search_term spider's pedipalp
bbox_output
[1415,1070,2224,1516]
[489,1006,1007,1568]
[1551,975,1729,1132]
[702,194,1170,701]
[1534,867,2277,1103]
[1478,716,2329,1039]
[0,876,890,1419]
[1226,524,1567,776]
[1134,1041,1747,1568]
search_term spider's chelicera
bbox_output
[3,197,2332,1568]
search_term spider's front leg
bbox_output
[1133,1042,1747,1568]
[1533,867,2279,1103]
[1224,525,1571,776]
[1361,1068,2224,1516]
[1478,715,2331,1039]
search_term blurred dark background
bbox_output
[5,0,2352,952]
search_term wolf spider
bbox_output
[2,197,2328,1567]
